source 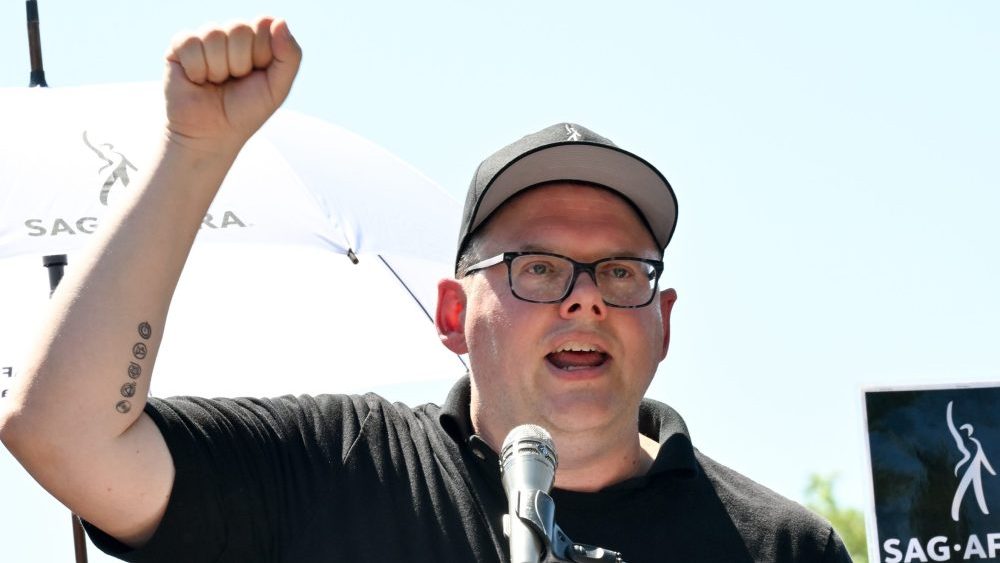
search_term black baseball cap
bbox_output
[456,123,678,272]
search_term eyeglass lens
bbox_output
[509,254,656,306]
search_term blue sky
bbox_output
[1,1,998,560]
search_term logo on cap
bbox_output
[564,124,582,142]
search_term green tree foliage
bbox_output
[805,473,869,563]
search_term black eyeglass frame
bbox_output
[459,251,665,308]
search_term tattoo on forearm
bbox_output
[115,321,153,414]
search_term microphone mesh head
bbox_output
[502,424,552,448]
[500,424,557,471]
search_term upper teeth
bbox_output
[556,343,601,353]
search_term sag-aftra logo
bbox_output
[867,389,1000,563]
[21,131,248,237]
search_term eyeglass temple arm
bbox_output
[460,253,507,276]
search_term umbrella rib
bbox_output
[376,254,434,324]
[375,254,469,370]
[376,254,469,370]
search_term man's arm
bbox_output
[0,17,301,547]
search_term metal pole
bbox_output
[41,255,88,563]
[29,3,81,558]
[42,254,66,297]
[72,514,89,563]
[26,0,48,87]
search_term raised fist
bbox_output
[164,17,302,152]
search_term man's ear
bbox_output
[436,279,468,354]
[658,288,678,360]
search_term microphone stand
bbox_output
[505,489,626,563]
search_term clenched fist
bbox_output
[164,17,302,153]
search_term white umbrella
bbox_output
[0,83,467,562]
[0,81,466,395]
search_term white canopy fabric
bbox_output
[0,83,459,267]
[0,82,468,397]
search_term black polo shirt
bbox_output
[85,377,851,562]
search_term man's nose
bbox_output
[559,270,607,319]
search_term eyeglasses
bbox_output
[460,251,664,308]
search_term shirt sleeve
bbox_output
[84,393,370,562]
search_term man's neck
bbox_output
[466,385,660,491]
[550,430,659,492]
[473,411,660,492]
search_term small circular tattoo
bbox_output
[128,362,142,379]
[138,322,152,340]
[115,400,131,414]
[132,342,148,360]
[121,382,136,398]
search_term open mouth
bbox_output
[545,343,610,371]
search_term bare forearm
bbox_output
[4,138,237,438]
[0,138,239,544]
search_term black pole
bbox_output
[26,0,48,87]
[42,254,66,297]
[41,255,88,562]
[72,514,89,563]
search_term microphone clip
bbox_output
[503,489,626,563]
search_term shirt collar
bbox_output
[438,376,698,479]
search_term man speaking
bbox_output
[0,17,851,562]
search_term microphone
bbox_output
[500,424,558,563]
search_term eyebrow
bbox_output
[518,244,555,253]
[514,245,660,259]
